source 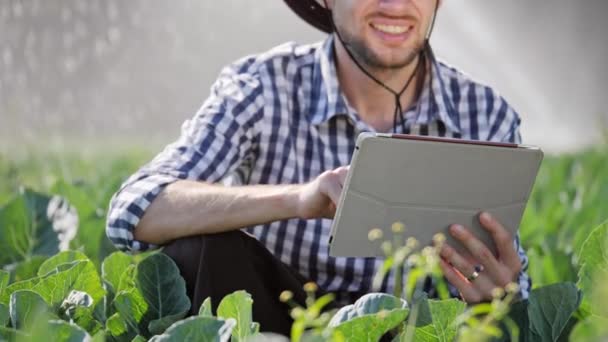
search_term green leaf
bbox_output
[0,304,8,327]
[135,253,190,335]
[116,264,137,294]
[408,298,467,342]
[103,252,135,295]
[27,320,90,342]
[0,278,40,305]
[0,189,78,267]
[329,293,409,325]
[0,271,8,296]
[114,289,149,336]
[131,335,147,342]
[328,293,409,342]
[569,315,608,341]
[527,282,582,342]
[217,290,256,342]
[8,256,46,282]
[149,312,192,336]
[106,312,137,342]
[0,326,26,340]
[37,250,89,276]
[333,310,409,342]
[9,290,50,329]
[577,221,608,317]
[199,297,213,317]
[148,316,236,342]
[32,260,105,309]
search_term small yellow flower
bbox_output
[505,282,520,294]
[491,287,506,299]
[303,282,318,293]
[368,228,383,241]
[433,233,446,244]
[280,290,293,302]
[406,237,419,249]
[391,222,405,233]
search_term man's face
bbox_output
[328,0,438,70]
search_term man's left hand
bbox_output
[438,212,522,303]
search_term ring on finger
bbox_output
[467,270,480,281]
[467,264,484,282]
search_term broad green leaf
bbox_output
[59,290,102,334]
[149,312,192,336]
[114,289,149,336]
[0,304,8,327]
[37,250,89,276]
[333,309,409,342]
[407,298,466,342]
[329,293,408,325]
[0,189,77,267]
[9,290,50,329]
[0,271,8,296]
[27,319,90,342]
[199,297,213,317]
[148,316,235,342]
[70,305,103,336]
[577,221,608,317]
[328,293,409,342]
[117,264,137,294]
[103,252,135,295]
[217,291,255,342]
[106,312,137,342]
[32,260,105,309]
[0,278,40,305]
[527,282,581,342]
[134,253,190,335]
[0,326,26,340]
[569,315,608,341]
[8,256,46,282]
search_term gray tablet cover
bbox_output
[328,132,543,258]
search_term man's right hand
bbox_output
[295,165,350,220]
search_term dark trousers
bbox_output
[162,230,325,336]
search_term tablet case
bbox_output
[328,132,543,258]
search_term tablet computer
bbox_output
[328,132,543,258]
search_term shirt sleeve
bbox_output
[105,68,265,252]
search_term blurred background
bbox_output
[1,0,607,155]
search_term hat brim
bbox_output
[284,0,333,33]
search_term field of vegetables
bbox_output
[0,144,606,342]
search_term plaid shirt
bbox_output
[106,36,530,304]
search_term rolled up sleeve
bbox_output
[106,68,265,252]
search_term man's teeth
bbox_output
[372,24,409,34]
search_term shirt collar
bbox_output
[309,36,461,134]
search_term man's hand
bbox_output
[296,166,350,220]
[438,212,522,303]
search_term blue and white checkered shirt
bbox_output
[106,36,530,304]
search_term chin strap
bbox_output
[323,0,439,133]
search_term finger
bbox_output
[335,166,349,187]
[449,224,502,278]
[479,212,520,269]
[440,244,496,292]
[322,177,343,206]
[439,259,482,303]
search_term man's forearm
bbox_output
[135,180,302,244]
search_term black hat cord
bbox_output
[322,0,439,133]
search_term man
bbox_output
[106,0,530,335]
